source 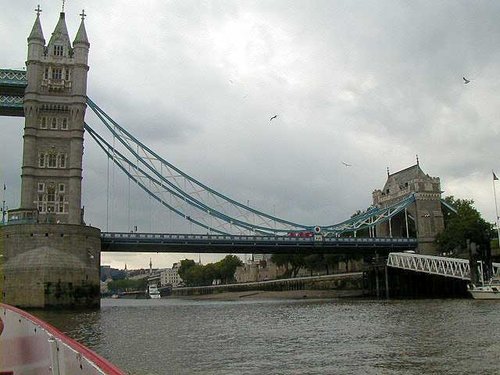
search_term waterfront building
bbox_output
[158,263,183,287]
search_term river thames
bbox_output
[34,298,500,375]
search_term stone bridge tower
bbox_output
[16,7,88,224]
[372,163,445,255]
[2,7,100,309]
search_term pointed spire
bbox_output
[48,11,71,50]
[28,5,45,42]
[74,10,89,45]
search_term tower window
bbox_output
[65,69,70,81]
[48,153,57,168]
[57,195,65,213]
[35,185,66,214]
[37,183,45,192]
[52,68,62,80]
[61,118,68,130]
[51,118,57,129]
[54,45,64,56]
[44,68,49,79]
[47,186,55,202]
[58,154,66,168]
[40,117,47,129]
[59,184,65,193]
[39,153,46,168]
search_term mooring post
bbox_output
[384,265,390,299]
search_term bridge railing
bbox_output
[387,252,471,280]
[387,252,500,281]
[0,69,27,86]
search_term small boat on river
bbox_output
[148,284,161,299]
[468,280,500,300]
[0,303,124,374]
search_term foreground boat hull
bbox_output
[0,303,124,374]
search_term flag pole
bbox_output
[493,171,500,246]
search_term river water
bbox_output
[33,298,500,375]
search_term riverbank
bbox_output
[174,288,364,301]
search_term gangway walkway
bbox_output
[387,252,500,281]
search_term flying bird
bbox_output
[463,77,470,84]
[341,161,352,167]
[269,114,278,122]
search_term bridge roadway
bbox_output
[101,232,418,254]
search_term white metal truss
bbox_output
[387,252,470,280]
[387,252,500,281]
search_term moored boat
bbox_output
[148,284,161,299]
[468,281,500,300]
[0,303,125,374]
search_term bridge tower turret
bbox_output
[372,163,445,255]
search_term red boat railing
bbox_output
[0,303,125,374]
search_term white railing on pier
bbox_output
[387,252,470,280]
[387,252,500,281]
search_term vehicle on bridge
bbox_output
[287,231,314,238]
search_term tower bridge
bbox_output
[0,7,451,308]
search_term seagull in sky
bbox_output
[269,114,278,122]
[463,77,470,84]
[341,161,352,167]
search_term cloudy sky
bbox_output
[1,1,500,269]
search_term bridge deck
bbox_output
[101,232,418,254]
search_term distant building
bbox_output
[235,259,287,283]
[252,254,272,262]
[160,263,183,287]
[147,263,183,287]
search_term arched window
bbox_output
[39,153,46,167]
[48,153,57,168]
[47,185,56,213]
[58,194,65,213]
[58,154,66,168]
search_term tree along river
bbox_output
[33,298,500,375]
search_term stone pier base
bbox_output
[1,223,101,308]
